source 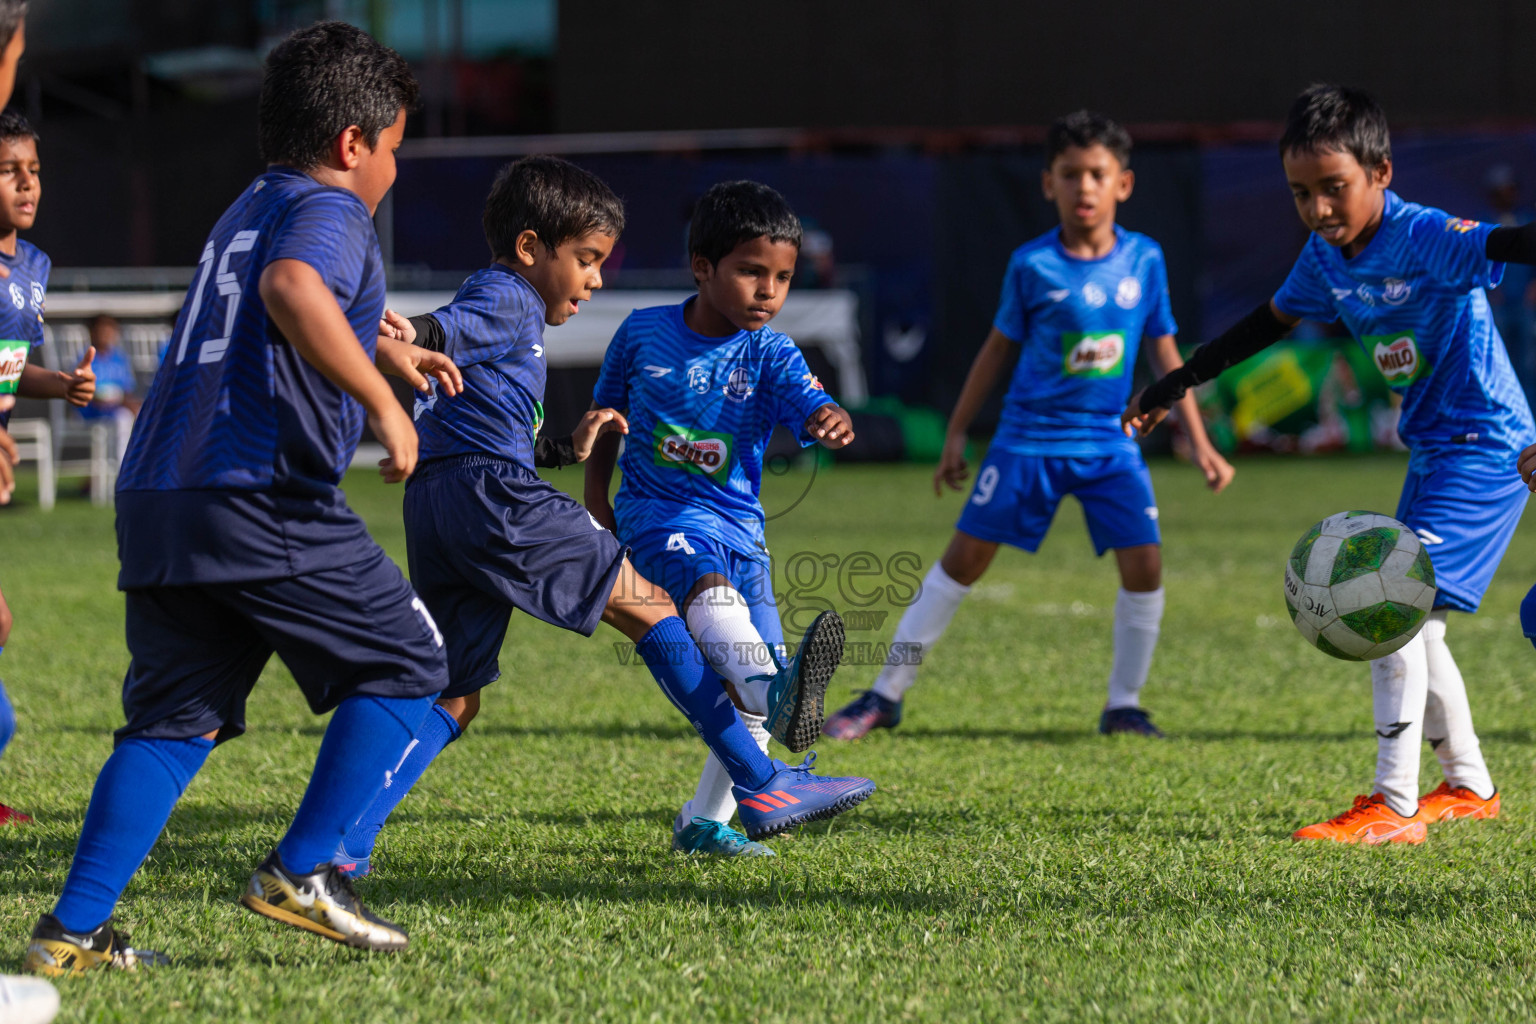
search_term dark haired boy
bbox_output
[339,159,873,873]
[1128,84,1536,843]
[825,110,1232,742]
[24,21,462,974]
[586,180,870,856]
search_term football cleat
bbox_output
[241,849,408,951]
[1099,707,1165,738]
[822,690,902,740]
[760,610,845,753]
[1292,794,1427,845]
[733,752,876,840]
[1418,782,1500,822]
[0,802,32,825]
[23,914,169,977]
[0,974,59,1024]
[332,842,371,879]
[671,814,775,858]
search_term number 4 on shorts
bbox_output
[666,532,696,555]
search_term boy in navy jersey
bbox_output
[1129,85,1536,844]
[587,181,865,857]
[25,23,462,974]
[825,111,1233,742]
[337,158,873,875]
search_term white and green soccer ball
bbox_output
[1283,510,1436,661]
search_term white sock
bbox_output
[679,712,770,826]
[1369,632,1428,817]
[1421,611,1495,799]
[871,563,971,702]
[1105,587,1165,710]
[685,586,776,716]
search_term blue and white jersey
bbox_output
[414,264,547,466]
[1274,190,1535,464]
[0,238,49,430]
[593,300,833,556]
[116,167,386,587]
[991,226,1178,456]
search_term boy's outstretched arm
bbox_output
[805,402,854,449]
[1486,224,1536,264]
[1123,299,1299,437]
[583,401,623,532]
[936,327,1017,496]
[261,258,418,483]
[19,347,94,406]
[1144,334,1235,493]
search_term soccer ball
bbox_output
[1283,510,1436,661]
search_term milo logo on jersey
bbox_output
[1366,332,1431,387]
[654,423,732,483]
[0,339,27,394]
[1061,332,1125,377]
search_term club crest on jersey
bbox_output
[1381,278,1411,306]
[724,366,755,401]
[1061,332,1125,377]
[0,339,27,393]
[29,282,43,311]
[1445,217,1478,234]
[653,423,732,483]
[686,365,711,393]
[1081,282,1107,309]
[1114,276,1141,309]
[7,283,21,310]
[1367,332,1430,387]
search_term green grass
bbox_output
[5,453,1536,1022]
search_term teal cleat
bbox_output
[671,815,776,858]
[760,610,845,753]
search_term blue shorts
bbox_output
[405,456,627,699]
[119,542,448,745]
[626,527,785,654]
[1396,457,1529,613]
[954,448,1160,555]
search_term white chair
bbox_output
[6,417,54,510]
[37,325,120,507]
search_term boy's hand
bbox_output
[370,402,419,484]
[378,309,417,345]
[571,407,628,463]
[1121,389,1170,437]
[1192,444,1235,493]
[1519,442,1536,491]
[0,426,15,505]
[375,337,462,397]
[63,347,96,406]
[806,403,854,449]
[933,432,969,496]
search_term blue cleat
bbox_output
[671,814,776,858]
[733,752,875,840]
[1098,707,1165,738]
[760,610,845,754]
[822,689,902,740]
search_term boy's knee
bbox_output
[0,601,13,648]
[437,692,480,729]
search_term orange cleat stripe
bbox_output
[756,794,787,809]
[772,791,801,805]
[739,798,773,812]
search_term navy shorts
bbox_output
[405,456,627,698]
[119,541,448,745]
[1396,456,1529,613]
[955,447,1160,555]
[627,526,786,655]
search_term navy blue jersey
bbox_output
[116,168,386,587]
[413,264,547,465]
[0,239,49,429]
[991,226,1178,457]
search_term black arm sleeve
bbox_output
[409,313,446,353]
[1139,301,1290,412]
[1486,223,1536,265]
[533,434,578,469]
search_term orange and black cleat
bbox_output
[1418,782,1500,823]
[1292,793,1427,845]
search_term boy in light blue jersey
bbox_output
[1130,85,1536,843]
[586,181,868,855]
[825,111,1233,743]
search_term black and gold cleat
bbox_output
[241,849,408,951]
[764,610,845,753]
[23,914,169,977]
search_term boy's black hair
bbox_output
[688,181,802,266]
[258,21,417,171]
[0,1,25,51]
[482,155,625,259]
[1279,84,1392,170]
[0,108,34,145]
[1045,110,1132,169]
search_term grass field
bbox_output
[4,453,1536,1022]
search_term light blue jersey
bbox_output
[991,226,1178,457]
[1273,190,1536,465]
[593,300,832,556]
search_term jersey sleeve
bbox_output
[593,314,634,410]
[430,276,529,367]
[267,190,374,303]
[1143,247,1178,337]
[991,253,1029,343]
[1408,210,1504,291]
[768,337,833,445]
[1272,246,1341,323]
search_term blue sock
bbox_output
[277,694,433,874]
[638,617,774,790]
[53,736,213,933]
[0,680,13,761]
[341,703,462,861]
